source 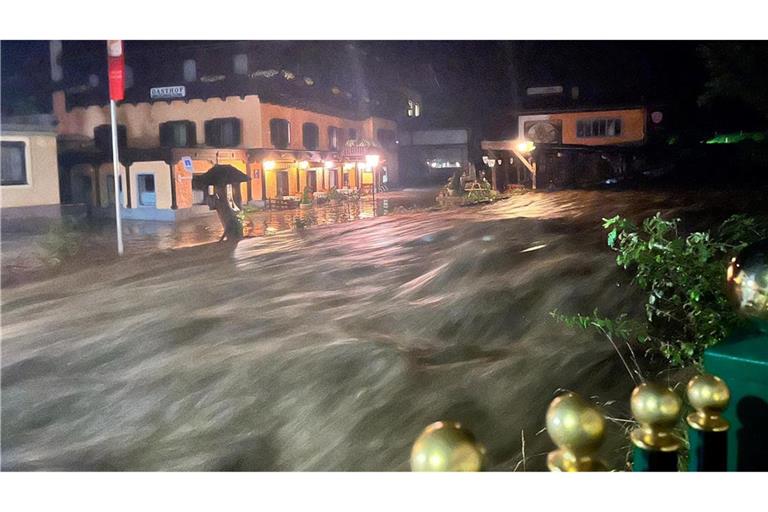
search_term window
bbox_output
[328,126,340,150]
[377,129,396,149]
[270,118,290,149]
[348,128,357,140]
[204,118,241,147]
[302,123,319,150]
[407,99,421,117]
[1,141,27,185]
[183,59,197,82]
[576,118,622,138]
[138,174,156,207]
[94,124,127,152]
[160,121,196,147]
[233,54,248,75]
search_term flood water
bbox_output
[2,187,766,470]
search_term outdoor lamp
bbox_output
[516,140,535,154]
[324,160,335,169]
[299,160,309,170]
[263,160,276,171]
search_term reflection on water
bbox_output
[2,188,767,471]
[244,189,440,237]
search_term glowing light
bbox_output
[324,160,335,169]
[366,154,380,167]
[516,140,536,154]
[299,160,309,170]
[263,160,276,171]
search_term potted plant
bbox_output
[299,186,313,209]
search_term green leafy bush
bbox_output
[464,187,497,205]
[39,218,83,266]
[300,186,313,205]
[554,213,768,367]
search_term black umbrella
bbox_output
[194,164,250,188]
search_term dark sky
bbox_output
[0,40,755,136]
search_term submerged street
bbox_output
[1,188,766,470]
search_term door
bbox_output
[138,174,156,206]
[328,169,337,189]
[72,174,93,205]
[277,171,289,197]
[306,171,317,193]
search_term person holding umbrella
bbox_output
[194,164,250,242]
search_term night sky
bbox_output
[1,40,765,137]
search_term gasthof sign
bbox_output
[150,86,186,99]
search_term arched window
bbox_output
[327,126,340,150]
[270,119,290,149]
[302,123,319,150]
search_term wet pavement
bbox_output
[2,187,767,470]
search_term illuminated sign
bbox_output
[150,86,186,99]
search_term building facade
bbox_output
[52,41,406,221]
[1,117,61,219]
[482,105,652,190]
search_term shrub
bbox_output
[464,187,497,205]
[301,186,313,205]
[553,213,768,367]
[39,218,83,266]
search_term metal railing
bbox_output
[409,374,731,472]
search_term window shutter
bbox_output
[205,120,218,146]
[231,119,241,146]
[186,121,197,146]
[159,122,172,147]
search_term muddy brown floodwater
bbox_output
[2,187,767,470]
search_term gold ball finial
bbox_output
[630,382,682,451]
[410,421,485,471]
[545,392,607,471]
[726,240,768,322]
[687,374,730,432]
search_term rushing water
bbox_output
[2,188,766,470]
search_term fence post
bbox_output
[704,239,768,470]
[630,382,682,471]
[546,392,607,471]
[410,421,485,472]
[687,374,730,471]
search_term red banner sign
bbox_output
[107,40,124,101]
